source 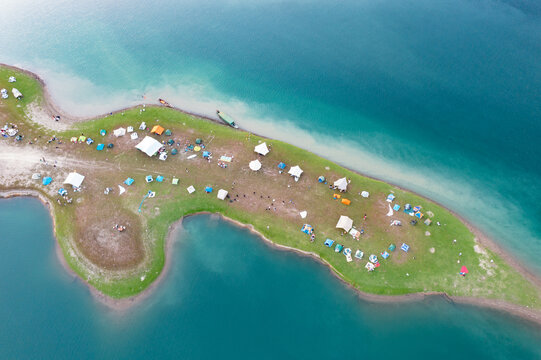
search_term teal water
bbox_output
[1,198,540,359]
[1,0,539,273]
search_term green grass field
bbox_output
[1,65,539,309]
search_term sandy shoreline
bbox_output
[1,64,540,325]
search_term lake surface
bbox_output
[0,0,539,272]
[0,198,540,359]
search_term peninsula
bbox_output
[1,65,540,323]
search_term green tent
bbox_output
[195,138,202,144]
[388,244,396,252]
[165,129,172,136]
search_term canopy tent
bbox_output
[187,185,195,194]
[365,262,375,271]
[288,165,303,180]
[277,162,286,170]
[254,142,269,156]
[113,127,126,137]
[249,159,262,171]
[336,215,353,232]
[42,177,52,186]
[361,191,369,198]
[63,172,85,188]
[135,136,163,157]
[151,125,165,135]
[217,189,228,200]
[333,177,348,192]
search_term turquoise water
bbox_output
[1,198,540,359]
[1,0,539,273]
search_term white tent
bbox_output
[127,126,134,133]
[288,165,303,180]
[63,172,85,188]
[187,185,196,194]
[333,177,348,192]
[12,88,22,99]
[299,211,307,219]
[217,189,228,200]
[159,152,168,161]
[135,136,163,157]
[249,159,262,171]
[254,142,269,156]
[113,127,126,137]
[118,185,126,195]
[361,191,369,198]
[336,215,353,232]
[130,132,138,140]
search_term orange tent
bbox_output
[151,125,165,135]
[333,194,341,199]
[341,199,351,205]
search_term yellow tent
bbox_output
[151,125,165,135]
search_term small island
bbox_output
[1,65,540,322]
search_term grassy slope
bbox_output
[1,66,539,308]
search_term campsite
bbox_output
[0,65,540,312]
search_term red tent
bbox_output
[460,266,469,274]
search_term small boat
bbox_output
[216,110,239,129]
[158,98,171,107]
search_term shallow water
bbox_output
[0,198,540,359]
[1,0,539,273]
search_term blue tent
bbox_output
[124,178,134,186]
[205,186,213,193]
[401,243,410,252]
[278,162,286,170]
[381,251,390,259]
[324,238,334,247]
[96,144,105,151]
[202,151,210,158]
[145,175,153,183]
[318,176,325,183]
[100,129,106,136]
[156,175,164,182]
[42,177,52,186]
[58,188,67,196]
[301,224,313,235]
[86,138,94,145]
[393,204,401,211]
[387,194,396,202]
[404,203,412,211]
[171,148,178,155]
